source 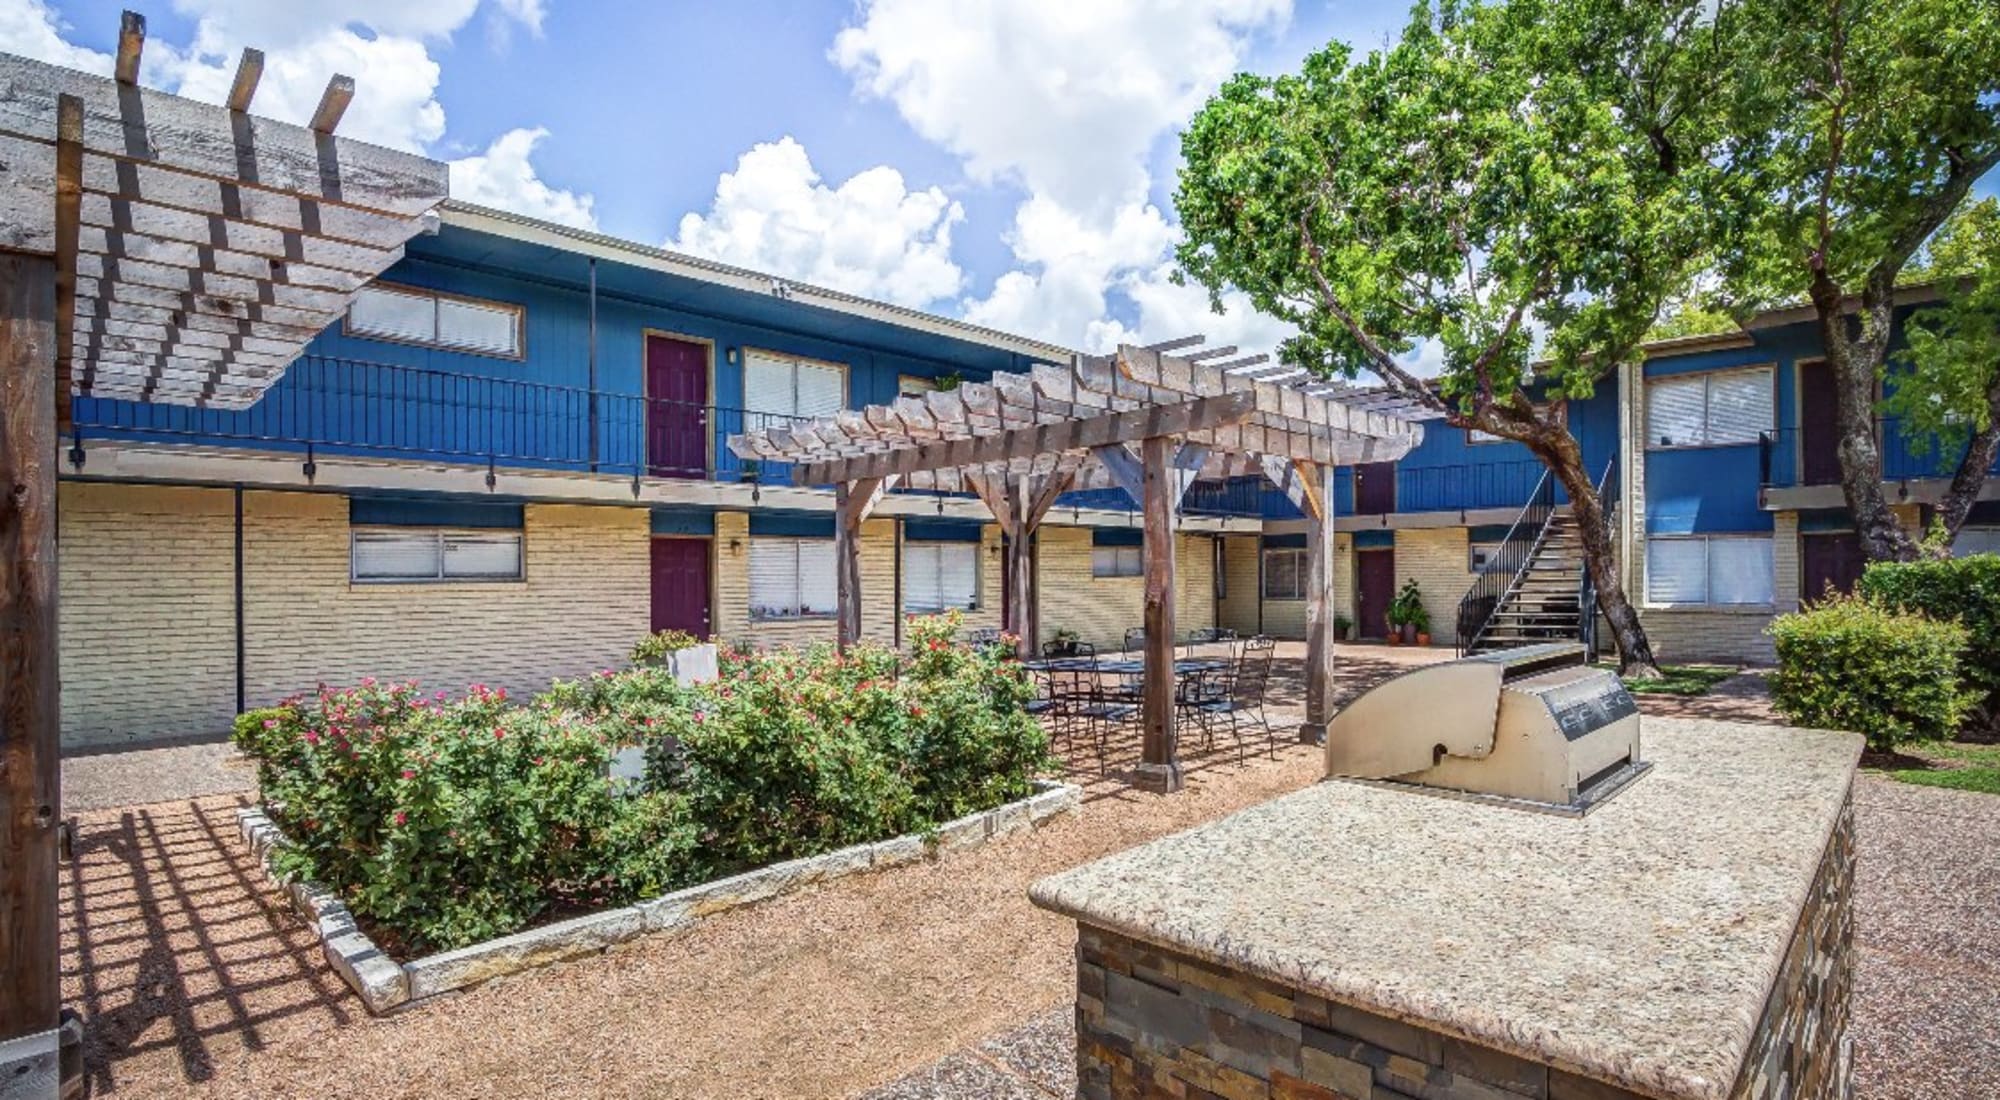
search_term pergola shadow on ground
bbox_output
[729,341,1431,792]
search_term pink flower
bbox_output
[494,727,506,740]
[303,730,320,745]
[401,769,415,779]
[394,811,407,826]
[262,718,278,730]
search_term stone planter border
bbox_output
[235,778,1080,1014]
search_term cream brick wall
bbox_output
[242,493,650,706]
[1637,608,1777,664]
[59,482,239,748]
[1037,526,1216,652]
[964,524,1005,636]
[1216,535,1261,636]
[1256,534,1355,641]
[1773,511,1801,613]
[711,511,899,650]
[1394,527,1472,644]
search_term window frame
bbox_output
[741,347,849,424]
[748,536,838,621]
[902,541,981,614]
[350,526,526,585]
[1090,545,1143,579]
[1644,364,1776,451]
[344,282,526,360]
[1643,533,1775,608]
[1261,547,1308,601]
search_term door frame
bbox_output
[1792,357,1882,487]
[649,533,716,639]
[642,328,718,478]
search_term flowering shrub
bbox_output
[233,613,1052,953]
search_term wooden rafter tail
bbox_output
[227,48,264,112]
[309,75,355,135]
[1182,345,1238,363]
[115,10,145,85]
[53,93,83,411]
[1142,334,1205,353]
[1212,354,1271,372]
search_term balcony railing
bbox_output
[1389,459,1549,514]
[1758,417,1999,488]
[70,355,813,486]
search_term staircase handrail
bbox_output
[1577,455,1617,658]
[1454,463,1557,655]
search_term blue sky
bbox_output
[5,0,1991,361]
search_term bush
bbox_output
[1858,554,2000,733]
[630,629,702,668]
[232,613,1053,952]
[1769,595,1975,753]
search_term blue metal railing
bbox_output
[71,355,811,486]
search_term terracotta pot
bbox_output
[1416,632,1432,647]
[1386,630,1402,646]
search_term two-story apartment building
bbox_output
[58,199,1998,751]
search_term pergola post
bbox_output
[1136,435,1180,793]
[0,252,61,1096]
[833,476,888,651]
[1005,482,1037,658]
[1299,461,1338,743]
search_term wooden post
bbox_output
[1005,481,1037,659]
[1299,461,1338,743]
[0,252,61,1095]
[834,482,863,651]
[1137,435,1180,792]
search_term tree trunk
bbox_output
[1525,430,1663,680]
[1927,377,2000,554]
[1813,279,1919,561]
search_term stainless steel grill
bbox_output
[1325,643,1646,813]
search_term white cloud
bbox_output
[167,26,448,151]
[833,0,1288,215]
[668,137,966,310]
[450,127,597,229]
[836,0,1297,356]
[0,0,111,74]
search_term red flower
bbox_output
[303,730,320,745]
[394,811,407,826]
[401,769,415,779]
[494,727,506,740]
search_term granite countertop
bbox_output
[1029,716,1862,1100]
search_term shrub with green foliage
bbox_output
[232,613,1052,953]
[1769,595,1975,753]
[629,629,703,668]
[1858,554,2000,733]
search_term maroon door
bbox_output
[646,334,709,478]
[1801,532,1866,602]
[650,537,712,637]
[1354,461,1397,515]
[1799,362,1843,486]
[1356,549,1396,639]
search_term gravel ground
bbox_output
[61,739,255,815]
[56,647,1997,1099]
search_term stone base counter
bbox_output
[1031,717,1861,1100]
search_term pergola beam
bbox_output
[792,392,1255,484]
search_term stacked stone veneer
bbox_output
[1071,792,1855,1100]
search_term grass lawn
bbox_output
[1597,663,1740,696]
[1885,740,2000,795]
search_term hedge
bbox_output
[234,612,1052,953]
[1769,594,1974,753]
[1858,553,2000,733]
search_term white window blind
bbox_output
[1091,546,1143,578]
[1646,369,1772,447]
[749,538,837,618]
[743,352,845,426]
[1262,548,1306,600]
[904,543,978,613]
[348,284,522,357]
[1646,536,1772,605]
[353,529,524,583]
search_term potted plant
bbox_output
[1334,614,1354,642]
[1411,604,1433,647]
[1390,579,1426,645]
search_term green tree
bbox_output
[1718,0,2000,560]
[1175,0,1736,676]
[1885,198,2000,548]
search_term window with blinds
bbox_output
[1646,368,1772,448]
[743,351,845,430]
[1091,546,1143,578]
[903,543,979,613]
[347,284,523,358]
[1645,535,1773,605]
[1262,548,1307,600]
[352,529,524,583]
[749,538,837,619]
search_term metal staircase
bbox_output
[1456,457,1614,656]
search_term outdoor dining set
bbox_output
[1011,629,1278,769]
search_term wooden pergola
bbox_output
[0,14,447,1094]
[729,340,1426,792]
